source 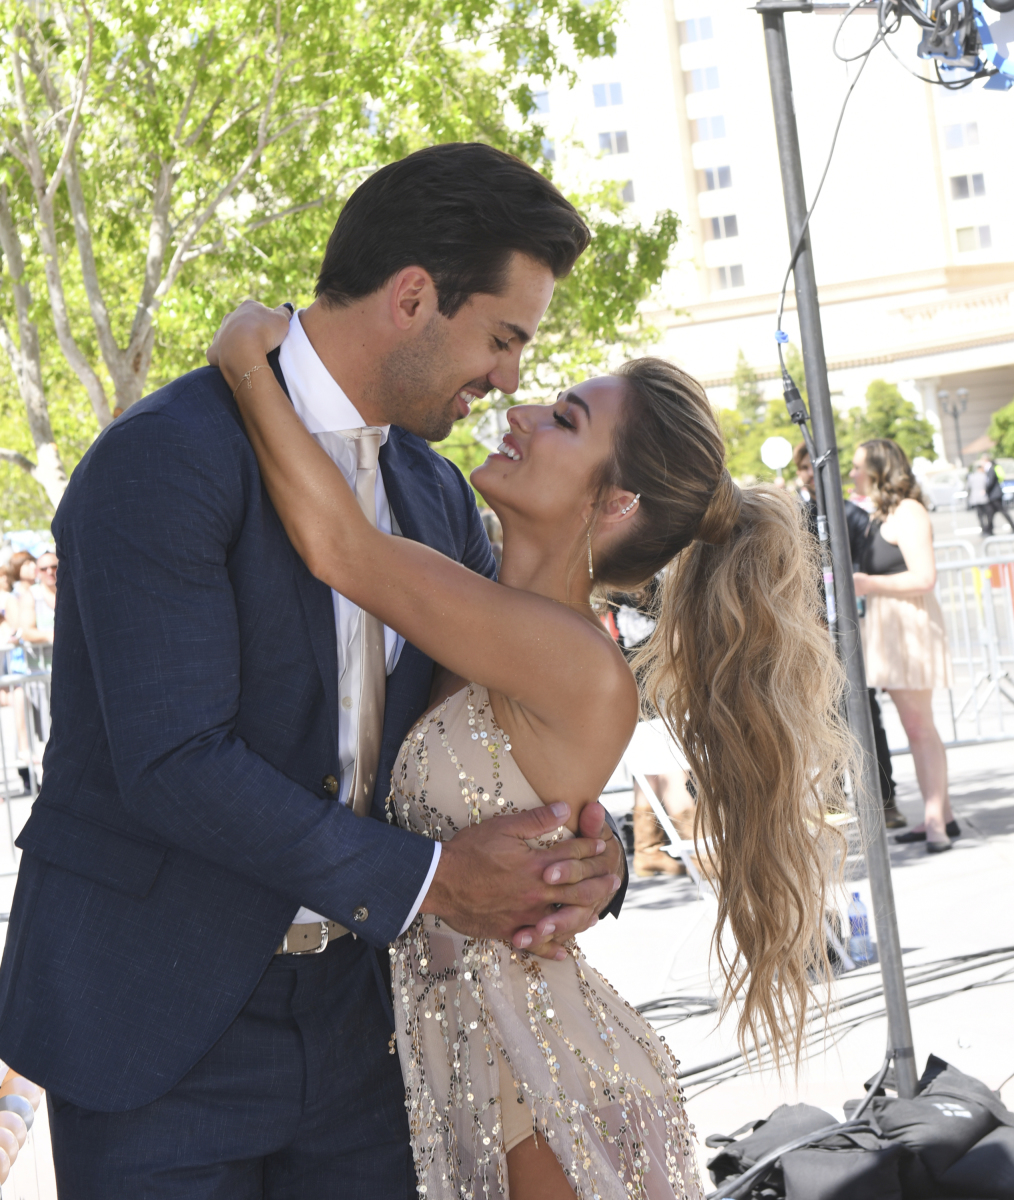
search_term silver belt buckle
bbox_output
[281,920,330,955]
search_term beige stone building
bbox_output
[538,0,1014,462]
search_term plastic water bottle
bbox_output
[847,893,873,964]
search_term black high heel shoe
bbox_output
[893,820,960,844]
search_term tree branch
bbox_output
[0,309,24,380]
[135,92,336,351]
[9,21,112,427]
[43,2,94,203]
[0,447,38,474]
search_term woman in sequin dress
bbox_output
[209,307,852,1200]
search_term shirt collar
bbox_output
[277,309,390,443]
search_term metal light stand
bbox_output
[757,1,918,1097]
[938,388,969,466]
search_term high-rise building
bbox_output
[538,0,1014,461]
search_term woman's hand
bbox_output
[206,300,292,392]
[853,571,873,597]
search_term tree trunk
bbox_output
[0,185,70,510]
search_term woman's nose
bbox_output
[506,405,534,432]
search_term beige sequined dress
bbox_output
[387,684,703,1200]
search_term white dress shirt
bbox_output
[279,310,440,932]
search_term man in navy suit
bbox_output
[0,144,626,1196]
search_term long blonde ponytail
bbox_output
[635,487,852,1064]
[594,359,853,1065]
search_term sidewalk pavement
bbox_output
[582,735,1014,1184]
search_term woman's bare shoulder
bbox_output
[892,497,932,529]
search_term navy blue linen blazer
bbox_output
[0,362,496,1111]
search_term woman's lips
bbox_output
[495,435,522,461]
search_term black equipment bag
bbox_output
[781,1130,908,1200]
[705,1103,837,1185]
[939,1124,1014,1198]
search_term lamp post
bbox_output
[938,388,969,466]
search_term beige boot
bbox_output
[632,806,686,877]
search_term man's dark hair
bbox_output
[315,143,590,317]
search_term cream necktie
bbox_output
[332,427,387,818]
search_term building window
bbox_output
[944,121,979,149]
[709,214,738,239]
[687,66,720,93]
[694,115,725,141]
[542,139,556,162]
[956,225,991,252]
[593,82,623,107]
[533,91,549,114]
[680,16,714,42]
[621,180,635,203]
[949,172,986,198]
[598,130,629,155]
[713,264,745,289]
[702,165,733,190]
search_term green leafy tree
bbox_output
[714,351,796,483]
[847,380,937,465]
[733,349,763,424]
[0,0,623,521]
[988,397,1014,458]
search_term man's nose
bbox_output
[488,349,522,397]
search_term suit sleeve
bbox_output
[65,407,434,946]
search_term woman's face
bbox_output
[471,376,627,533]
[18,560,36,584]
[850,446,870,496]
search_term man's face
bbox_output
[797,455,814,492]
[375,253,556,441]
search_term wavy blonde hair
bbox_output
[592,359,854,1066]
[860,438,925,517]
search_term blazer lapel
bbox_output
[380,427,458,559]
[269,349,343,760]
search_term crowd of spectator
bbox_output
[0,545,57,795]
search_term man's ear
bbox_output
[389,266,439,332]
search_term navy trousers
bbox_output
[48,936,415,1199]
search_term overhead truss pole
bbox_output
[756,0,919,1098]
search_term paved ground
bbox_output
[0,550,1011,1195]
[582,735,1014,1189]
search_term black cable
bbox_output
[649,946,1014,1088]
[679,959,1014,1096]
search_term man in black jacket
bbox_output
[794,445,906,829]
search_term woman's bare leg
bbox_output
[507,1136,577,1200]
[887,689,951,841]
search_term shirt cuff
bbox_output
[398,841,441,935]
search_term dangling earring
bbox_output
[587,528,594,579]
[619,493,641,516]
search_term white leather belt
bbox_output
[275,919,349,955]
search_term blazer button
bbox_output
[353,906,369,923]
[322,774,339,796]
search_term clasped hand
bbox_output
[421,800,624,961]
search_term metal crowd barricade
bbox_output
[0,661,52,877]
[924,545,1014,749]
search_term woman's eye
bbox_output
[494,337,510,352]
[553,411,575,430]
